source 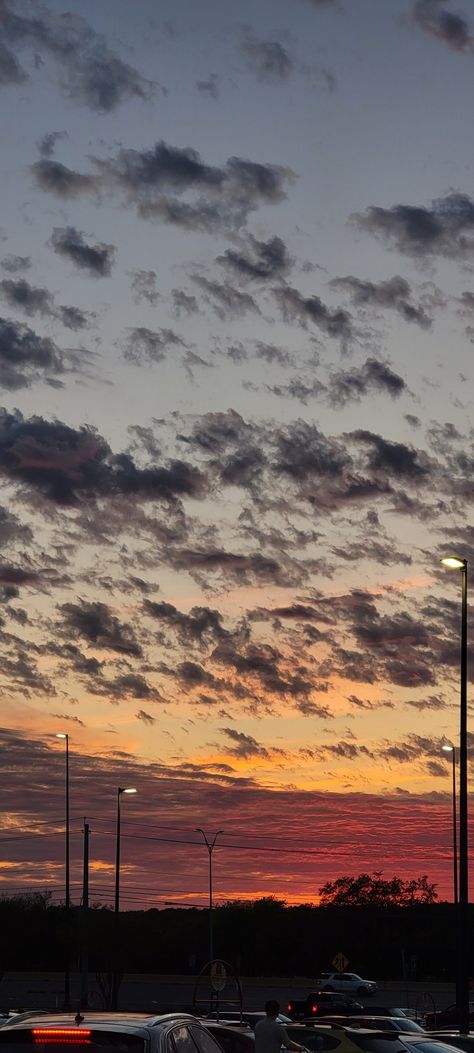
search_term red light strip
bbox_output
[32,1031,92,1037]
[32,1029,91,1044]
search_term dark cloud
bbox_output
[50,712,85,726]
[38,130,68,159]
[31,159,99,199]
[136,709,155,725]
[58,305,90,331]
[177,660,218,688]
[60,600,142,657]
[242,35,294,80]
[99,673,162,701]
[267,377,324,404]
[144,600,228,648]
[0,409,208,506]
[406,694,448,711]
[327,358,406,405]
[1,255,31,273]
[130,270,160,306]
[0,278,54,318]
[0,39,25,84]
[255,341,291,366]
[0,317,63,389]
[0,278,90,332]
[350,429,431,479]
[1,0,154,111]
[218,235,292,281]
[193,276,260,319]
[172,289,199,317]
[50,226,115,277]
[196,74,219,100]
[221,727,269,758]
[123,327,185,365]
[274,284,353,344]
[274,420,350,481]
[330,275,432,328]
[35,141,294,233]
[169,548,288,586]
[352,192,474,261]
[413,0,473,51]
[213,639,314,701]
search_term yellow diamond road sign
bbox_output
[332,952,349,972]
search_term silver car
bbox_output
[0,1011,227,1053]
[317,974,377,997]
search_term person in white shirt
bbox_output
[255,1000,308,1053]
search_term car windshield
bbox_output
[348,1035,407,1053]
[393,1023,424,1034]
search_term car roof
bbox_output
[1,1012,203,1033]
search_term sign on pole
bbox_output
[210,961,227,992]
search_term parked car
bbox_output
[319,1019,425,1035]
[202,1021,256,1053]
[367,1012,410,1020]
[288,995,364,1019]
[427,1036,474,1053]
[0,1011,229,1053]
[390,1036,473,1053]
[205,1012,291,1026]
[425,1006,474,1030]
[281,1024,406,1053]
[317,975,377,997]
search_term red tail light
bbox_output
[32,1030,91,1045]
[311,1005,318,1014]
[287,1005,292,1012]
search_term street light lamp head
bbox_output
[56,733,68,739]
[442,744,454,752]
[441,557,467,569]
[119,787,137,795]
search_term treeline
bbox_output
[0,893,467,981]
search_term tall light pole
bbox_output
[112,787,136,1011]
[55,733,70,1007]
[441,557,469,1034]
[115,787,137,915]
[442,744,458,907]
[196,828,223,964]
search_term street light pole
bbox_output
[196,828,223,964]
[441,557,469,1034]
[56,733,70,1007]
[442,745,458,907]
[112,787,136,1010]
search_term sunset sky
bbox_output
[1,0,474,910]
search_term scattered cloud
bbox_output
[50,226,115,277]
[1,0,154,112]
[274,284,353,344]
[196,74,219,100]
[352,192,474,261]
[241,35,295,80]
[330,275,432,328]
[413,0,473,51]
[129,270,160,306]
[33,140,295,232]
[123,327,185,365]
[218,235,292,281]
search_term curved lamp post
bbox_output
[440,556,468,1034]
[196,828,223,964]
[442,744,458,906]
